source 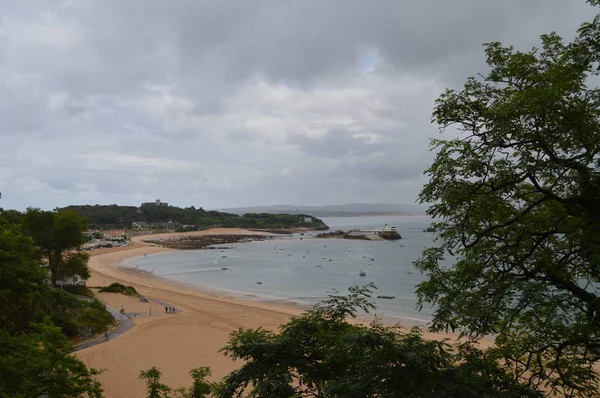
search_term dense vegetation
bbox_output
[415,2,600,396]
[21,208,90,286]
[0,216,112,397]
[57,204,329,231]
[137,285,539,398]
[99,282,139,296]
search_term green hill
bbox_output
[59,204,329,231]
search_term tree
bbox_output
[415,4,600,396]
[22,208,89,286]
[0,324,103,397]
[173,367,216,398]
[0,218,47,334]
[0,208,23,225]
[0,217,104,397]
[217,284,538,397]
[139,367,172,398]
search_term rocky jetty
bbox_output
[316,230,401,241]
[377,230,402,240]
[143,234,274,250]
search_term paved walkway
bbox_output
[72,297,178,352]
[72,304,134,352]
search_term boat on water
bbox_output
[377,295,395,299]
[359,270,366,276]
[256,281,262,284]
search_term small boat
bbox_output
[256,281,262,284]
[359,270,366,276]
[221,267,228,270]
[316,265,321,268]
[377,295,395,299]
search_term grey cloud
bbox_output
[0,0,597,210]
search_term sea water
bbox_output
[125,215,438,325]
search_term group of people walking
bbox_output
[165,306,176,314]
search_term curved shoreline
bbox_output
[75,228,467,398]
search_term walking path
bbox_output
[73,304,133,352]
[73,297,179,351]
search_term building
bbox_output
[103,230,126,241]
[41,263,87,287]
[57,275,87,287]
[131,221,149,229]
[304,216,313,223]
[141,198,169,207]
[382,224,397,232]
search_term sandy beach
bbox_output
[75,228,463,397]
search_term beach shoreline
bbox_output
[75,228,467,397]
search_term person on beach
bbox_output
[165,306,168,314]
[104,332,109,341]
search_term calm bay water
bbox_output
[125,215,438,325]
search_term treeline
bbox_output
[0,211,114,396]
[57,204,329,230]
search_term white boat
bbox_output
[359,270,366,276]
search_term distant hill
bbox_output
[59,204,329,231]
[216,203,426,217]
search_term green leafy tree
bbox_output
[22,208,89,286]
[0,219,46,334]
[0,208,23,224]
[416,4,600,396]
[0,324,103,397]
[217,284,538,397]
[140,366,172,398]
[173,367,217,398]
[0,217,104,397]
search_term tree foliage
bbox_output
[58,204,328,230]
[0,217,106,397]
[0,324,103,397]
[21,208,89,286]
[139,367,173,398]
[416,7,600,397]
[216,284,538,398]
[139,366,218,398]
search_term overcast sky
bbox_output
[0,0,596,210]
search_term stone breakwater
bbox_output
[143,234,274,250]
